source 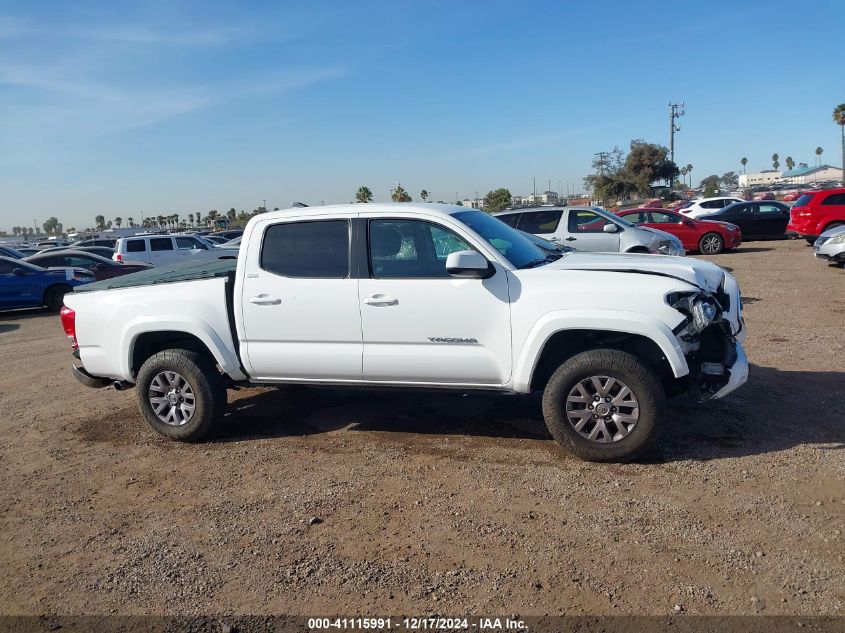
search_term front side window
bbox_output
[369,219,472,279]
[150,238,174,252]
[649,211,680,224]
[568,210,613,233]
[125,240,146,253]
[261,220,349,278]
[517,210,562,234]
[176,237,207,250]
[756,204,783,214]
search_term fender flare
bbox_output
[120,316,247,382]
[512,309,689,392]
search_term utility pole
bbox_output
[533,176,536,199]
[594,152,609,175]
[668,102,685,165]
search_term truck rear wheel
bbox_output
[541,349,665,462]
[136,349,226,441]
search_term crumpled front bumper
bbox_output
[711,340,749,399]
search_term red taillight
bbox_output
[115,253,123,262]
[60,306,78,349]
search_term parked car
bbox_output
[218,236,241,249]
[786,188,845,243]
[0,245,26,259]
[752,192,775,201]
[214,229,244,241]
[615,208,741,254]
[202,235,229,245]
[23,250,151,281]
[813,225,845,266]
[70,238,117,248]
[493,206,685,255]
[35,240,70,249]
[0,256,94,311]
[12,247,41,257]
[679,197,745,218]
[113,234,223,266]
[62,203,746,462]
[697,201,791,239]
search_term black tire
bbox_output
[698,232,724,255]
[136,349,227,441]
[43,284,71,312]
[541,349,665,462]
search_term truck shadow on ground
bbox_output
[216,364,844,463]
[0,323,20,335]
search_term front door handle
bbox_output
[363,294,398,307]
[565,237,577,241]
[249,294,281,306]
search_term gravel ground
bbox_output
[0,238,843,617]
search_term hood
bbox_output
[543,252,725,292]
[639,226,683,246]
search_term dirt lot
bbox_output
[0,239,843,618]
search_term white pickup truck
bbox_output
[61,203,748,462]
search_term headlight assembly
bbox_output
[668,293,720,335]
[828,232,845,245]
[691,299,718,332]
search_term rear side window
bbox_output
[150,238,174,252]
[822,192,845,206]
[517,210,562,233]
[622,211,649,224]
[649,211,680,224]
[568,210,613,233]
[794,194,815,207]
[125,240,146,253]
[496,213,521,228]
[261,220,349,278]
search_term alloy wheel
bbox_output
[565,375,640,443]
[148,371,196,426]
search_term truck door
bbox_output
[358,216,511,385]
[238,217,362,381]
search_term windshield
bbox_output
[453,210,546,269]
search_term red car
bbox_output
[22,250,151,280]
[616,208,742,254]
[787,187,845,243]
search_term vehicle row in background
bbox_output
[787,188,845,243]
[614,209,741,254]
[0,256,94,311]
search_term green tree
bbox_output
[679,166,688,186]
[482,188,512,213]
[815,146,824,167]
[740,157,748,173]
[834,104,845,185]
[227,208,236,223]
[686,164,693,187]
[772,153,780,171]
[785,156,794,172]
[94,215,105,230]
[207,210,220,226]
[625,139,679,195]
[455,200,463,206]
[391,183,411,202]
[127,217,134,228]
[700,175,720,197]
[114,216,122,229]
[356,186,374,203]
[156,215,165,228]
[42,217,60,234]
[420,189,429,202]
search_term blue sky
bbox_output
[1,0,843,231]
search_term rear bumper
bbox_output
[72,364,112,389]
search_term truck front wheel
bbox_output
[541,349,665,462]
[136,349,227,441]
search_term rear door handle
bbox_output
[363,294,398,306]
[249,294,281,305]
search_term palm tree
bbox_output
[114,217,122,229]
[785,156,794,172]
[420,189,429,202]
[771,153,780,171]
[815,146,824,167]
[834,104,845,185]
[127,217,134,228]
[686,164,693,187]
[207,210,219,227]
[679,166,688,186]
[94,215,105,230]
[156,215,165,228]
[391,183,411,202]
[740,157,748,174]
[356,186,373,203]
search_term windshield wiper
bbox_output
[520,254,560,269]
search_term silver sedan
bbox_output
[814,225,845,267]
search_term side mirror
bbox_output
[603,223,618,233]
[12,268,26,276]
[445,250,492,279]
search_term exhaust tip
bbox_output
[112,381,132,391]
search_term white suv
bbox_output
[679,197,744,219]
[113,234,223,266]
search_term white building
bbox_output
[461,198,485,210]
[738,170,782,187]
[780,164,843,185]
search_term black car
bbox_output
[49,246,115,259]
[71,238,117,248]
[698,201,790,239]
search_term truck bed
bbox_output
[74,258,237,293]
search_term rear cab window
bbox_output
[261,220,349,278]
[517,210,563,233]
